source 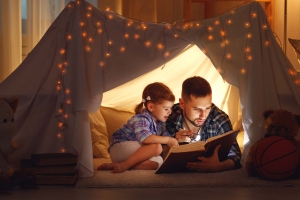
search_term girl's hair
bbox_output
[134,82,175,114]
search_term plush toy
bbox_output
[245,109,300,180]
[0,97,18,176]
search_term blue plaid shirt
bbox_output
[166,103,242,169]
[109,109,171,152]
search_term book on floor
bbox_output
[21,159,77,175]
[155,129,240,174]
[31,153,78,166]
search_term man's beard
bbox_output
[183,111,202,127]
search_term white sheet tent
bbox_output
[0,0,300,178]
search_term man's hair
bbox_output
[181,76,212,101]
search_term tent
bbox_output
[0,0,299,178]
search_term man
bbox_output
[165,76,241,172]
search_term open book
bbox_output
[155,129,240,174]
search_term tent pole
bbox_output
[283,0,287,54]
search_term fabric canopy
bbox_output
[0,0,299,178]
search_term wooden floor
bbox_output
[1,187,300,200]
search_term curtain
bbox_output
[0,0,22,83]
[26,0,65,52]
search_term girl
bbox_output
[97,82,178,173]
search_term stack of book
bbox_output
[21,153,78,185]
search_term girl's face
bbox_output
[147,100,174,122]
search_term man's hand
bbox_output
[186,145,222,172]
[175,129,193,143]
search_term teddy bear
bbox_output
[245,109,300,178]
[0,97,18,176]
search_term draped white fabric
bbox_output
[0,1,299,178]
[0,0,22,83]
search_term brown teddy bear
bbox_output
[245,109,300,179]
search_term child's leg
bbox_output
[112,143,162,173]
[97,162,118,170]
[130,155,163,170]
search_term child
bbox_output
[97,82,178,173]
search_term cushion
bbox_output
[100,106,134,141]
[89,109,110,159]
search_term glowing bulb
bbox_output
[59,109,63,113]
[108,14,113,19]
[58,81,61,84]
[120,47,125,52]
[98,29,102,33]
[226,54,231,59]
[67,35,72,40]
[124,34,129,39]
[289,69,296,76]
[61,149,65,153]
[265,41,269,46]
[106,7,110,11]
[174,34,178,38]
[208,35,213,40]
[208,26,212,31]
[248,55,252,60]
[245,47,250,52]
[57,133,62,138]
[241,69,246,74]
[82,32,87,37]
[86,13,91,18]
[65,89,70,94]
[214,20,219,25]
[220,30,225,36]
[252,13,257,17]
[227,20,232,24]
[66,100,71,104]
[164,52,170,57]
[217,68,225,74]
[108,41,112,45]
[263,25,267,29]
[100,61,105,67]
[89,38,93,42]
[196,23,200,26]
[57,86,61,90]
[64,114,68,119]
[134,34,139,39]
[96,22,101,26]
[80,22,84,26]
[86,46,91,51]
[88,6,92,10]
[60,49,65,54]
[145,41,151,47]
[157,43,164,49]
[245,22,250,27]
[58,64,63,68]
[58,122,63,127]
[106,53,110,57]
[247,34,251,38]
[295,80,300,85]
[77,1,80,4]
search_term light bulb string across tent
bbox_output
[54,0,300,153]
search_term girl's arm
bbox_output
[142,135,178,147]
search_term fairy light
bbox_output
[82,32,87,37]
[248,55,252,60]
[108,41,112,45]
[241,69,246,74]
[86,13,91,18]
[174,34,178,38]
[196,23,200,26]
[220,30,225,36]
[97,29,102,33]
[61,149,66,153]
[120,46,125,52]
[64,114,68,119]
[208,35,213,40]
[226,53,231,59]
[58,122,64,127]
[265,41,269,46]
[145,41,151,47]
[245,47,250,52]
[66,100,71,104]
[208,26,212,31]
[58,64,62,68]
[227,20,232,24]
[67,35,72,40]
[134,34,139,39]
[247,33,251,38]
[288,69,296,76]
[252,13,257,17]
[263,25,267,29]
[65,89,70,94]
[124,33,129,39]
[100,61,105,67]
[157,43,164,49]
[106,53,110,57]
[80,22,84,26]
[245,22,250,27]
[164,52,170,57]
[106,8,110,11]
[215,20,219,25]
[88,6,92,10]
[60,49,65,54]
[96,22,101,27]
[108,14,113,19]
[57,133,62,138]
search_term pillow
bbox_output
[100,106,134,141]
[89,109,110,159]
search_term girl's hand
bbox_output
[167,137,179,147]
[175,129,193,143]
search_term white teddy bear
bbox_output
[0,97,18,176]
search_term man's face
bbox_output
[179,94,212,127]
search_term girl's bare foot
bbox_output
[97,162,118,170]
[111,162,129,173]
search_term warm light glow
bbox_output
[124,33,129,39]
[86,46,91,51]
[217,68,224,74]
[108,41,112,45]
[96,22,101,26]
[220,30,225,36]
[77,1,80,4]
[108,14,113,19]
[86,13,91,18]
[98,29,102,33]
[288,69,296,76]
[134,34,140,39]
[263,25,267,29]
[60,49,65,54]
[120,47,125,52]
[65,89,70,94]
[80,22,84,26]
[88,6,92,10]
[208,35,213,40]
[57,86,61,90]
[196,23,200,26]
[164,52,170,57]
[61,149,66,153]
[226,54,231,59]
[89,38,93,42]
[248,55,252,60]
[174,34,178,38]
[157,43,164,49]
[227,20,232,24]
[64,114,68,119]
[241,69,246,74]
[145,41,151,47]
[59,109,63,113]
[247,34,251,38]
[58,81,61,84]
[245,47,250,52]
[58,122,64,127]
[208,26,212,31]
[295,80,300,85]
[265,41,269,46]
[214,20,219,25]
[106,53,110,57]
[67,35,72,40]
[66,100,71,104]
[106,7,110,11]
[100,61,105,67]
[57,133,62,138]
[252,13,257,17]
[58,64,63,68]
[245,22,250,27]
[82,32,87,37]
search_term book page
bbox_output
[169,141,205,153]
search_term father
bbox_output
[165,76,241,172]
